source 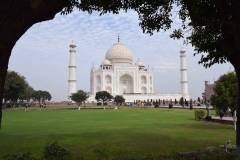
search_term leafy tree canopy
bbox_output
[4,71,27,103]
[210,72,238,112]
[69,90,89,107]
[95,91,113,103]
[32,90,52,105]
[18,82,34,103]
[114,95,125,105]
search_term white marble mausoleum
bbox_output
[87,38,189,102]
[67,38,190,102]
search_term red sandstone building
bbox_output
[202,80,216,103]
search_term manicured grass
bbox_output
[1,108,235,159]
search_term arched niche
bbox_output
[96,86,101,92]
[141,75,147,84]
[105,75,112,84]
[105,86,112,94]
[119,74,133,94]
[141,87,147,93]
[96,75,101,84]
[150,76,152,84]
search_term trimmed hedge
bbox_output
[169,103,173,109]
[195,109,206,120]
[96,103,102,106]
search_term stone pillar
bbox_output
[68,41,77,100]
[180,49,189,100]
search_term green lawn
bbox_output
[0,108,236,159]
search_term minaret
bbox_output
[180,49,189,100]
[68,41,77,100]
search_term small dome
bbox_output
[135,59,144,67]
[101,59,111,65]
[105,41,133,65]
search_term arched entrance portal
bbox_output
[119,74,133,94]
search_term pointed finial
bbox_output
[118,34,120,42]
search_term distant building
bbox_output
[202,80,216,103]
[202,67,233,103]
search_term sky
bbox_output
[9,9,232,102]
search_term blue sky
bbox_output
[9,9,232,101]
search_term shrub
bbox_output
[190,99,193,110]
[96,102,102,106]
[169,103,173,109]
[155,104,159,108]
[2,152,36,160]
[195,109,206,120]
[43,142,70,160]
[190,105,193,110]
[103,102,108,106]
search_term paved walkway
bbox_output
[211,116,237,121]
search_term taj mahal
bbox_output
[68,37,190,102]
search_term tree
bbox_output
[114,95,125,105]
[190,99,193,110]
[197,97,201,103]
[180,97,184,107]
[18,83,34,104]
[174,99,177,105]
[95,91,113,104]
[32,90,52,107]
[163,99,165,105]
[69,90,89,110]
[4,71,26,106]
[210,72,238,112]
[1,0,240,152]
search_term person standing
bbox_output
[25,103,28,111]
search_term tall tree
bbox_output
[210,72,238,112]
[180,97,184,107]
[69,90,89,110]
[18,82,34,104]
[1,0,240,151]
[197,97,201,103]
[4,71,26,106]
[95,91,113,104]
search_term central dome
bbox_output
[105,42,133,65]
